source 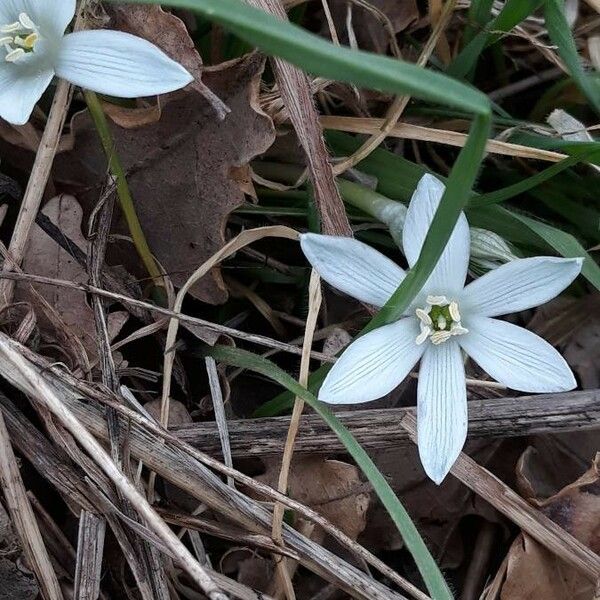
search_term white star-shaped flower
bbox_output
[301,174,582,484]
[0,0,193,125]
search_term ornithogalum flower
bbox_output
[301,174,583,484]
[0,0,193,125]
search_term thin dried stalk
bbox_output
[271,270,322,599]
[0,334,228,600]
[205,357,234,487]
[74,511,106,600]
[247,0,352,236]
[4,339,408,600]
[151,225,299,500]
[88,190,171,599]
[0,270,330,361]
[0,79,73,305]
[0,411,64,600]
[322,116,567,162]
[159,226,299,435]
[401,413,600,580]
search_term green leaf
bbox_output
[205,344,454,600]
[498,207,600,288]
[544,0,600,115]
[370,115,491,329]
[469,147,600,207]
[125,0,489,116]
[448,0,543,78]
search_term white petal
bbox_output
[460,256,583,317]
[402,174,470,298]
[417,340,467,484]
[0,0,75,38]
[300,233,405,307]
[0,59,53,125]
[319,318,424,404]
[55,31,193,98]
[460,316,576,392]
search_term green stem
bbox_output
[84,91,163,289]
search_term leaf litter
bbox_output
[0,1,597,599]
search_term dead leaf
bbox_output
[54,54,274,304]
[16,195,128,362]
[144,399,192,426]
[497,456,600,600]
[257,456,370,540]
[108,4,229,118]
[101,100,163,130]
[499,533,590,600]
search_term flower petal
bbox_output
[460,316,576,392]
[460,256,583,317]
[55,30,193,98]
[0,0,75,38]
[417,340,467,484]
[319,318,424,404]
[0,59,54,125]
[402,174,470,298]
[300,233,405,307]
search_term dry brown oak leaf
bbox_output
[15,195,128,362]
[495,454,600,600]
[257,456,370,541]
[54,54,274,304]
[108,4,229,118]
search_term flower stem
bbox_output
[84,90,164,292]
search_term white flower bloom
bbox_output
[0,0,193,125]
[300,174,583,484]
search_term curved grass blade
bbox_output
[370,114,490,328]
[498,207,600,289]
[448,0,543,78]
[544,0,600,116]
[205,344,454,600]
[125,0,488,115]
[469,147,600,207]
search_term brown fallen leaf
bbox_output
[257,456,370,540]
[495,455,600,600]
[54,54,275,304]
[108,4,229,119]
[15,195,128,363]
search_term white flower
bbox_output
[300,174,583,484]
[0,0,193,125]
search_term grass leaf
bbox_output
[544,0,600,115]
[205,344,454,600]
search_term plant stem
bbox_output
[0,79,73,306]
[84,91,164,291]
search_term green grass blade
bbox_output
[544,0,600,115]
[469,147,600,207]
[463,0,495,45]
[205,344,454,600]
[369,114,491,328]
[448,0,543,78]
[126,0,488,115]
[499,208,600,288]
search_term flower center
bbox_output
[0,13,40,63]
[415,295,468,345]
